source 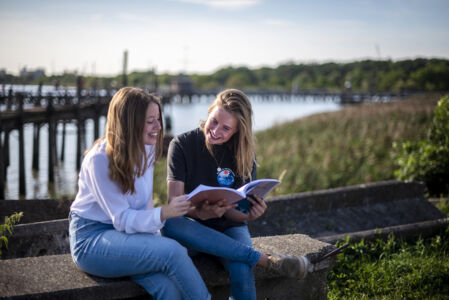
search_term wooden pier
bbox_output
[0,90,110,199]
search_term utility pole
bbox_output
[122,50,128,87]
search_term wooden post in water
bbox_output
[0,125,5,200]
[2,129,9,180]
[60,120,66,162]
[17,93,26,197]
[32,123,40,171]
[60,91,71,162]
[94,98,100,140]
[47,95,55,183]
[52,110,58,167]
[76,76,83,170]
[32,84,42,171]
[94,115,100,141]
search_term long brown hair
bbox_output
[97,87,163,194]
[201,89,255,180]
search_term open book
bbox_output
[187,178,280,214]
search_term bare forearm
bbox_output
[167,180,185,203]
[224,208,250,222]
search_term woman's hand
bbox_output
[194,199,236,220]
[222,195,267,222]
[246,195,267,221]
[161,195,192,221]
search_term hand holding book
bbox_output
[186,178,280,214]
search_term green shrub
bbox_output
[0,212,23,256]
[394,96,449,196]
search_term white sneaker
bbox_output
[267,254,309,279]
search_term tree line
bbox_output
[1,58,449,93]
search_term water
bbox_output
[2,89,340,199]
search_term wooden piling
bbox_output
[0,126,5,200]
[47,95,54,183]
[60,121,66,162]
[17,93,26,197]
[32,123,40,171]
[76,77,83,170]
[76,118,82,170]
[3,130,9,178]
[94,100,100,140]
[51,116,59,166]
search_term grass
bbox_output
[328,201,449,299]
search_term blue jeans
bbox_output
[162,217,262,300]
[69,212,210,300]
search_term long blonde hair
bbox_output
[100,87,163,194]
[201,89,255,180]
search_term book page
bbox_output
[240,179,280,198]
[187,185,245,206]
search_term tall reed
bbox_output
[255,94,440,195]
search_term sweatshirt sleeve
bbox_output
[86,153,164,234]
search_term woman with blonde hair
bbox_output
[163,89,309,300]
[69,87,210,300]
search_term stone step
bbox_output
[0,234,335,300]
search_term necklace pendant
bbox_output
[217,167,222,173]
[217,167,235,187]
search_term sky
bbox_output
[1,0,448,76]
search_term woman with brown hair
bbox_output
[69,87,210,300]
[163,89,309,300]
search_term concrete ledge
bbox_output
[249,180,446,238]
[2,219,69,259]
[0,234,335,300]
[319,217,449,244]
[0,199,71,224]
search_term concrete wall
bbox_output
[248,180,446,237]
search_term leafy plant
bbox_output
[0,212,23,256]
[394,96,449,196]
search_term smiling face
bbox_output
[204,106,238,145]
[143,102,162,145]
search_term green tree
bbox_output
[225,67,257,88]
